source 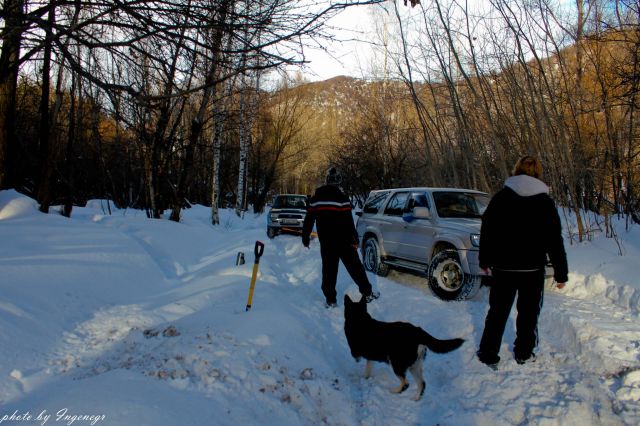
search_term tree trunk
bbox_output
[210,105,224,225]
[0,0,24,189]
[169,120,199,222]
[236,72,250,217]
[36,0,57,213]
[572,0,586,242]
[62,71,77,218]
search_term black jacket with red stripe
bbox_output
[302,184,358,246]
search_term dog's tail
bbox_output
[420,330,464,354]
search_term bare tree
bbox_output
[1,0,388,211]
[250,76,311,213]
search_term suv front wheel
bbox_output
[267,227,278,239]
[362,238,390,277]
[427,249,480,301]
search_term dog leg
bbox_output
[389,357,410,394]
[390,376,409,394]
[364,360,373,379]
[408,355,426,401]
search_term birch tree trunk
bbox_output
[211,104,223,225]
[236,68,249,217]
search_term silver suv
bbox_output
[355,188,490,301]
[267,194,309,238]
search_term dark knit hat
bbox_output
[325,167,342,185]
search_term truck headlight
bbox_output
[270,213,279,222]
[470,233,480,247]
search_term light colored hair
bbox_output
[512,155,543,179]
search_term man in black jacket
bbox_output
[477,156,568,368]
[302,167,379,308]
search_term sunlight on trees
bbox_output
[0,0,638,236]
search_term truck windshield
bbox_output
[273,196,308,209]
[433,192,489,218]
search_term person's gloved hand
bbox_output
[302,235,310,248]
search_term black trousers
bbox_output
[478,269,545,363]
[320,243,372,303]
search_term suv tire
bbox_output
[267,227,278,239]
[427,249,480,301]
[362,238,390,277]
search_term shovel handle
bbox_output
[254,240,264,260]
[246,241,264,311]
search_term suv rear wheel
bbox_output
[427,249,480,301]
[362,238,390,277]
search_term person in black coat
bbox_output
[302,167,379,308]
[477,156,568,368]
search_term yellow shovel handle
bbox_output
[245,263,260,311]
[245,241,264,311]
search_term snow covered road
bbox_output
[1,192,639,425]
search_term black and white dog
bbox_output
[343,294,464,400]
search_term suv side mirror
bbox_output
[413,207,431,219]
[402,212,414,222]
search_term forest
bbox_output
[0,0,638,241]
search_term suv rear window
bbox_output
[273,196,308,209]
[363,191,389,214]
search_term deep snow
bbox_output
[1,189,639,426]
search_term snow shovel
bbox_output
[245,240,265,311]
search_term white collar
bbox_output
[504,175,549,197]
